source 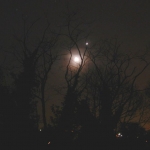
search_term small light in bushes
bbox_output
[48,141,51,145]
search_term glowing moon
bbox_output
[74,56,80,63]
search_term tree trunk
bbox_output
[41,86,47,129]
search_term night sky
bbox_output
[1,0,150,128]
[1,0,150,49]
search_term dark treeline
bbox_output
[1,11,150,150]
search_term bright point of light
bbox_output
[40,129,42,131]
[116,132,123,138]
[86,42,88,45]
[74,56,80,63]
[48,141,51,144]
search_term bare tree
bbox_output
[10,18,45,132]
[137,83,150,128]
[36,33,59,129]
[11,17,60,130]
[87,39,150,139]
[51,11,90,145]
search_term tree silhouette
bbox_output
[35,24,59,129]
[119,122,146,139]
[50,13,150,147]
[10,17,61,132]
[9,18,51,145]
[86,39,150,143]
[51,11,90,146]
[0,67,13,146]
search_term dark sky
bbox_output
[1,0,150,128]
[1,0,150,50]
